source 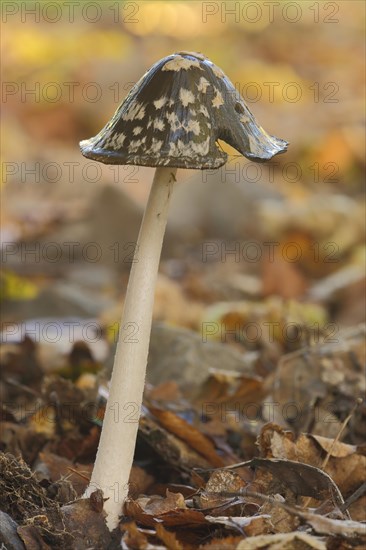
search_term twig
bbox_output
[340,481,366,513]
[321,398,362,472]
[67,467,91,482]
[303,398,362,509]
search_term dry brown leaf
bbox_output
[259,424,366,502]
[348,494,366,523]
[147,380,181,402]
[156,508,209,528]
[148,407,225,468]
[205,469,247,495]
[267,326,365,435]
[17,524,52,550]
[252,457,344,506]
[52,432,100,464]
[195,370,264,406]
[143,490,187,515]
[199,470,247,510]
[148,483,197,499]
[155,523,184,550]
[128,466,155,499]
[259,423,296,459]
[205,514,271,536]
[125,498,207,528]
[0,422,47,465]
[139,413,211,471]
[301,512,366,539]
[224,454,345,508]
[124,500,158,528]
[198,535,244,549]
[261,495,299,533]
[236,531,327,549]
[125,491,186,518]
[309,435,357,458]
[34,451,92,496]
[121,521,149,550]
[61,498,111,548]
[227,487,366,542]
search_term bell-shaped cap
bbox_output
[80,52,288,169]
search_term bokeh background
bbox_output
[1,0,365,361]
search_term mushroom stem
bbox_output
[84,167,177,530]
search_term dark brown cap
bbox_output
[80,52,288,170]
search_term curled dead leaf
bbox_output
[258,423,366,509]
[155,523,184,550]
[148,406,225,468]
[125,498,206,529]
[309,435,357,458]
[121,521,150,550]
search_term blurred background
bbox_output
[1,0,365,368]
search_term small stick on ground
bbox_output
[302,398,363,510]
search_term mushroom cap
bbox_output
[80,52,288,169]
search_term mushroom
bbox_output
[80,51,288,530]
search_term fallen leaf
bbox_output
[266,325,366,435]
[148,406,225,468]
[302,512,366,539]
[125,498,206,529]
[61,498,111,548]
[33,451,92,496]
[139,413,211,471]
[199,470,247,510]
[147,380,181,402]
[17,524,52,550]
[0,422,47,465]
[140,490,187,515]
[236,531,327,549]
[155,523,184,550]
[259,424,366,505]
[224,456,345,508]
[205,514,271,536]
[261,494,299,533]
[148,483,196,499]
[198,535,245,550]
[195,369,264,408]
[309,435,357,458]
[121,521,149,550]
[128,465,155,499]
